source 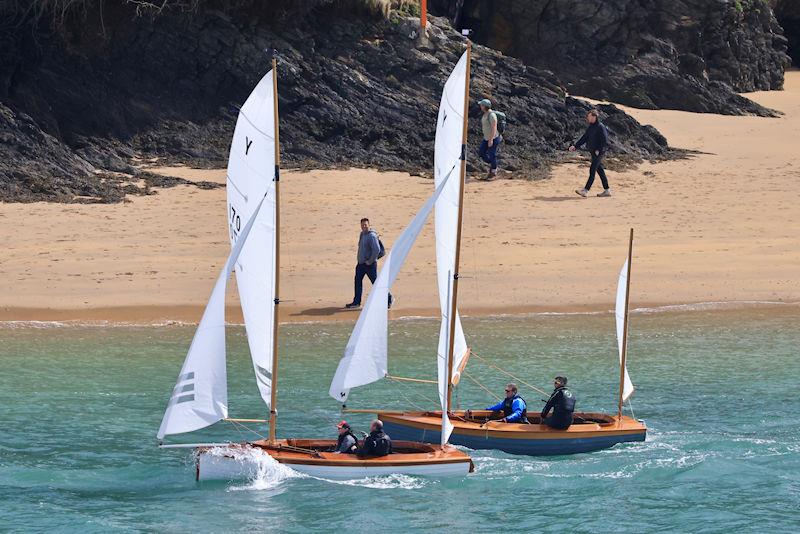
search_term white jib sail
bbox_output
[158,195,268,440]
[435,51,469,443]
[329,174,454,403]
[227,69,277,409]
[615,259,635,401]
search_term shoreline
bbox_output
[2,300,797,326]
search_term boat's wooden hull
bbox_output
[196,439,474,481]
[377,411,646,456]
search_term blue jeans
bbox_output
[478,136,501,170]
[353,263,392,306]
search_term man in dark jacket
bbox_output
[570,110,611,197]
[345,218,392,309]
[334,420,359,454]
[540,376,576,430]
[358,419,393,456]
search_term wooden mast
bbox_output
[446,41,471,414]
[268,58,281,444]
[617,228,633,420]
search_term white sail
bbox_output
[158,195,268,439]
[227,69,277,409]
[329,174,454,402]
[615,259,635,401]
[434,51,469,443]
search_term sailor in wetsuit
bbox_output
[358,419,393,457]
[540,376,576,430]
[486,383,528,423]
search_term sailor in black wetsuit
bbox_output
[358,419,393,457]
[540,376,576,430]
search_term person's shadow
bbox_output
[531,195,582,202]
[290,306,357,317]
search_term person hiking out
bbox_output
[334,420,359,454]
[358,419,393,457]
[345,218,392,310]
[540,376,576,430]
[570,109,611,197]
[486,383,528,423]
[477,98,502,180]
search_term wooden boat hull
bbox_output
[377,411,646,456]
[196,439,474,481]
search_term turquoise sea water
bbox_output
[1,307,798,532]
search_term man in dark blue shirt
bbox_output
[570,109,611,198]
[486,383,528,423]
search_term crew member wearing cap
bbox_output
[334,420,359,454]
[477,98,502,180]
[540,376,576,430]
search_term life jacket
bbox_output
[554,387,576,415]
[336,431,358,453]
[502,394,527,420]
[367,431,392,456]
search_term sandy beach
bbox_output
[2,72,799,323]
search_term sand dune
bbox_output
[2,72,799,323]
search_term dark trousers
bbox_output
[353,263,392,306]
[478,137,501,170]
[585,152,609,191]
[544,414,573,430]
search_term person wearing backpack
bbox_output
[477,98,504,180]
[570,109,612,197]
[345,217,392,310]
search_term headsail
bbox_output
[615,259,635,401]
[226,70,278,409]
[158,195,268,440]
[329,173,455,402]
[435,51,470,443]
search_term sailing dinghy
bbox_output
[340,45,646,456]
[157,61,472,480]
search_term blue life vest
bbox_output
[502,394,527,419]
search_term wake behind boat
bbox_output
[156,58,472,481]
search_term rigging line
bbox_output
[225,418,269,441]
[462,369,501,401]
[628,397,636,420]
[470,350,549,396]
[386,374,438,411]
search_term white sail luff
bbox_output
[435,51,469,413]
[329,174,454,402]
[226,69,277,409]
[615,259,635,401]
[158,195,268,440]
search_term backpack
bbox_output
[377,238,386,259]
[493,110,507,134]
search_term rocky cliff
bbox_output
[431,0,791,115]
[774,0,800,64]
[0,2,673,202]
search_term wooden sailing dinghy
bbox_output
[371,229,646,455]
[156,60,472,481]
[331,40,646,455]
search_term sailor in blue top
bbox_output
[486,383,528,423]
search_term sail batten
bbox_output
[157,194,268,440]
[227,69,278,410]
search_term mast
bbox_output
[268,58,281,444]
[617,228,633,420]
[445,41,471,413]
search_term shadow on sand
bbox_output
[531,195,583,202]
[290,306,358,317]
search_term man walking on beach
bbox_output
[345,218,392,309]
[570,109,611,197]
[477,98,502,180]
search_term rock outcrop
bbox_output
[431,0,790,116]
[773,0,800,64]
[0,3,674,202]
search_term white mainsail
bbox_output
[158,195,268,440]
[615,259,635,401]
[226,69,277,409]
[434,51,469,444]
[329,174,454,403]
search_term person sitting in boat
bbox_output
[486,383,528,423]
[334,420,359,454]
[357,419,393,456]
[540,376,576,430]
